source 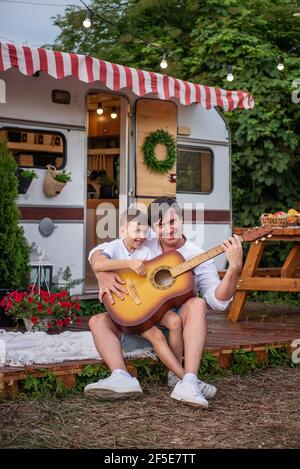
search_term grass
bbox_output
[1,366,300,448]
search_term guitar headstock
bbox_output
[240,225,273,243]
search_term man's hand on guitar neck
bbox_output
[221,234,243,273]
[215,234,243,302]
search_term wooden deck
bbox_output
[1,308,300,396]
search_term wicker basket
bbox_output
[43,165,66,197]
[23,318,48,332]
[288,215,300,226]
[260,213,288,228]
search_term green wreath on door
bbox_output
[142,129,177,174]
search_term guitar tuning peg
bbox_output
[255,240,259,244]
[261,237,266,241]
[267,234,272,238]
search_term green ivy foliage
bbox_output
[50,0,300,268]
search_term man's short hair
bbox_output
[120,208,148,227]
[147,196,182,227]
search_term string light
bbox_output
[277,56,284,71]
[226,64,234,82]
[80,1,93,28]
[79,0,169,70]
[160,50,168,69]
[96,102,103,115]
[110,107,117,119]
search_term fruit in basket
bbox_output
[288,208,300,215]
[287,216,297,224]
[274,211,287,218]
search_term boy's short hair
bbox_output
[147,196,182,227]
[120,209,148,227]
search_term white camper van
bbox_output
[0,43,253,295]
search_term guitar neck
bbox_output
[170,238,242,278]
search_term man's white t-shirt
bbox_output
[89,237,231,311]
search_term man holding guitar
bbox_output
[86,196,245,407]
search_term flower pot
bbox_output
[43,165,66,197]
[23,318,49,332]
[16,169,33,194]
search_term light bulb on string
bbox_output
[277,56,284,71]
[226,64,234,82]
[111,107,117,119]
[83,9,92,29]
[160,50,168,69]
[96,102,103,115]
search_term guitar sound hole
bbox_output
[153,269,174,288]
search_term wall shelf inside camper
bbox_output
[7,142,63,153]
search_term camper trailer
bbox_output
[0,43,253,295]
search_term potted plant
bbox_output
[16,168,38,194]
[1,288,82,333]
[43,165,72,197]
[0,138,30,326]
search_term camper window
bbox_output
[176,147,213,194]
[0,128,66,170]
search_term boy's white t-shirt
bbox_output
[88,238,153,263]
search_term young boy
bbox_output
[84,209,186,399]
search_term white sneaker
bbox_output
[170,380,209,408]
[168,371,217,400]
[84,372,143,399]
[167,371,180,388]
[198,379,217,399]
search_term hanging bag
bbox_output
[43,164,66,197]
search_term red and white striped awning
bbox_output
[0,42,254,111]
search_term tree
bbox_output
[51,0,300,232]
[0,139,30,289]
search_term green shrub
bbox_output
[0,139,30,289]
[75,364,110,392]
[199,351,221,377]
[230,350,257,375]
[266,345,292,367]
[21,371,69,398]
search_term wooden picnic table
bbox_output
[228,227,300,322]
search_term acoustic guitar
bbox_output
[103,226,273,334]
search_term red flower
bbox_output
[37,302,44,312]
[47,308,53,315]
[64,317,71,325]
[74,303,80,311]
[57,319,64,328]
[31,316,39,324]
[28,296,34,303]
[6,300,13,309]
[76,317,81,324]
